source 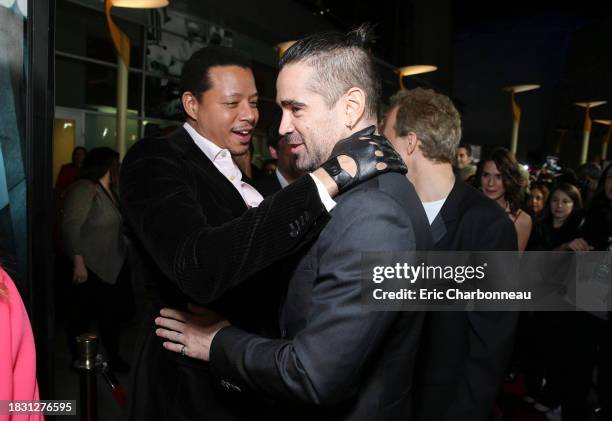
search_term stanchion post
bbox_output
[74,333,100,421]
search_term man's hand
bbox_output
[313,125,406,195]
[155,304,230,362]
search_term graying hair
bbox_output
[389,88,462,163]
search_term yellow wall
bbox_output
[52,118,75,187]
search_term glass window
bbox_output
[144,75,182,120]
[56,0,144,68]
[56,56,142,112]
[84,113,140,152]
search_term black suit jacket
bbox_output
[412,178,518,421]
[210,173,432,420]
[120,127,330,421]
[253,172,283,197]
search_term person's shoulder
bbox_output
[65,178,97,196]
[516,209,532,230]
[345,172,417,201]
[123,128,185,165]
[334,173,414,216]
[0,269,25,313]
[458,183,507,222]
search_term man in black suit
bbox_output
[253,120,303,197]
[154,26,431,420]
[382,88,519,420]
[120,46,405,421]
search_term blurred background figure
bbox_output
[0,268,44,421]
[478,147,533,252]
[456,142,477,181]
[576,162,601,209]
[253,120,304,197]
[528,182,550,220]
[544,183,585,251]
[261,158,277,176]
[60,147,133,372]
[55,146,87,196]
[233,142,264,181]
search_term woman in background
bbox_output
[0,269,43,421]
[528,182,549,220]
[61,147,132,371]
[478,147,532,251]
[55,146,87,195]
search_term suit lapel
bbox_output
[168,127,247,212]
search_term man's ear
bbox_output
[344,87,367,129]
[182,92,200,121]
[268,145,279,160]
[405,132,420,155]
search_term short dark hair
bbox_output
[458,143,472,156]
[72,146,87,164]
[476,147,524,214]
[591,163,612,209]
[279,24,381,119]
[549,182,583,211]
[180,46,252,100]
[79,147,120,183]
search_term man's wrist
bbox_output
[312,168,339,197]
[309,172,337,212]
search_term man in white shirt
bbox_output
[121,45,405,421]
[382,87,518,421]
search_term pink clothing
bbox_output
[0,269,43,421]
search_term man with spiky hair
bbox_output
[154,26,431,420]
[121,43,405,421]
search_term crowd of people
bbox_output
[7,23,606,421]
[455,140,612,419]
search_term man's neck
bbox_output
[185,119,224,149]
[350,119,377,135]
[409,159,455,202]
[278,167,301,184]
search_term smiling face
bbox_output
[184,65,258,156]
[481,160,506,201]
[276,62,350,171]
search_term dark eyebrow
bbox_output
[223,92,258,99]
[280,99,307,108]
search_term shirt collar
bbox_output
[183,122,229,162]
[275,168,289,189]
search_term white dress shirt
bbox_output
[275,168,289,189]
[183,123,263,208]
[183,123,335,211]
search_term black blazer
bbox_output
[120,127,330,421]
[412,178,519,421]
[210,173,432,420]
[253,172,283,197]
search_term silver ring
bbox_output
[180,344,186,356]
